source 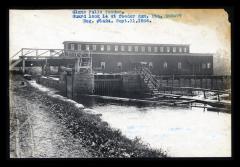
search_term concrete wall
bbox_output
[36,77,65,93]
[73,73,94,97]
[37,73,94,99]
[122,73,148,97]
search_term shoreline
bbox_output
[10,74,167,158]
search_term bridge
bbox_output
[10,48,92,74]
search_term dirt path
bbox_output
[10,92,91,158]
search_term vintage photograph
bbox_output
[9,9,231,158]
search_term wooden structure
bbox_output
[10,46,230,111]
[10,48,92,74]
[137,66,231,110]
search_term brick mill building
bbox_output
[63,41,213,75]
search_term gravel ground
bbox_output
[9,74,166,158]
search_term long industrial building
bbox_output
[62,41,213,75]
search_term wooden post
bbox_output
[164,83,165,93]
[22,58,25,74]
[146,77,150,84]
[221,77,224,90]
[206,78,208,89]
[217,92,220,102]
[41,65,44,75]
[203,90,206,99]
[194,76,196,88]
[75,58,80,73]
[211,78,213,90]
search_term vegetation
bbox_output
[10,74,167,158]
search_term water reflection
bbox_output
[76,95,231,157]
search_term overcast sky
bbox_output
[9,9,230,59]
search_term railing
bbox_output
[138,66,230,101]
[11,48,65,60]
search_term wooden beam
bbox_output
[22,58,25,73]
[19,56,78,60]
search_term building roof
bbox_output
[62,41,190,47]
[93,52,213,57]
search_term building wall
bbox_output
[63,41,213,75]
[63,41,190,54]
[92,54,213,75]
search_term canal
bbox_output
[75,96,231,157]
[28,80,231,157]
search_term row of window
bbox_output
[67,43,188,53]
[99,62,211,69]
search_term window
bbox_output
[166,47,170,52]
[86,45,90,51]
[117,62,122,69]
[207,63,211,69]
[100,45,104,51]
[141,46,145,52]
[163,62,168,68]
[140,62,147,65]
[154,46,158,52]
[173,47,176,53]
[183,47,187,52]
[202,63,206,69]
[107,45,111,51]
[149,62,153,68]
[134,46,138,52]
[179,47,182,53]
[121,45,125,51]
[160,47,164,52]
[78,44,81,51]
[128,46,132,52]
[70,44,75,50]
[115,45,118,51]
[148,46,152,52]
[101,62,105,69]
[178,62,182,69]
[92,45,96,51]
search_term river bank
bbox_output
[9,74,167,158]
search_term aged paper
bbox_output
[9,9,231,158]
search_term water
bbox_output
[29,80,231,157]
[77,96,231,157]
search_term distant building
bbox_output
[62,41,213,75]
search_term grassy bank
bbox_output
[10,74,167,158]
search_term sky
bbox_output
[9,10,229,55]
[9,9,230,62]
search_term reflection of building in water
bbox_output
[63,41,213,75]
